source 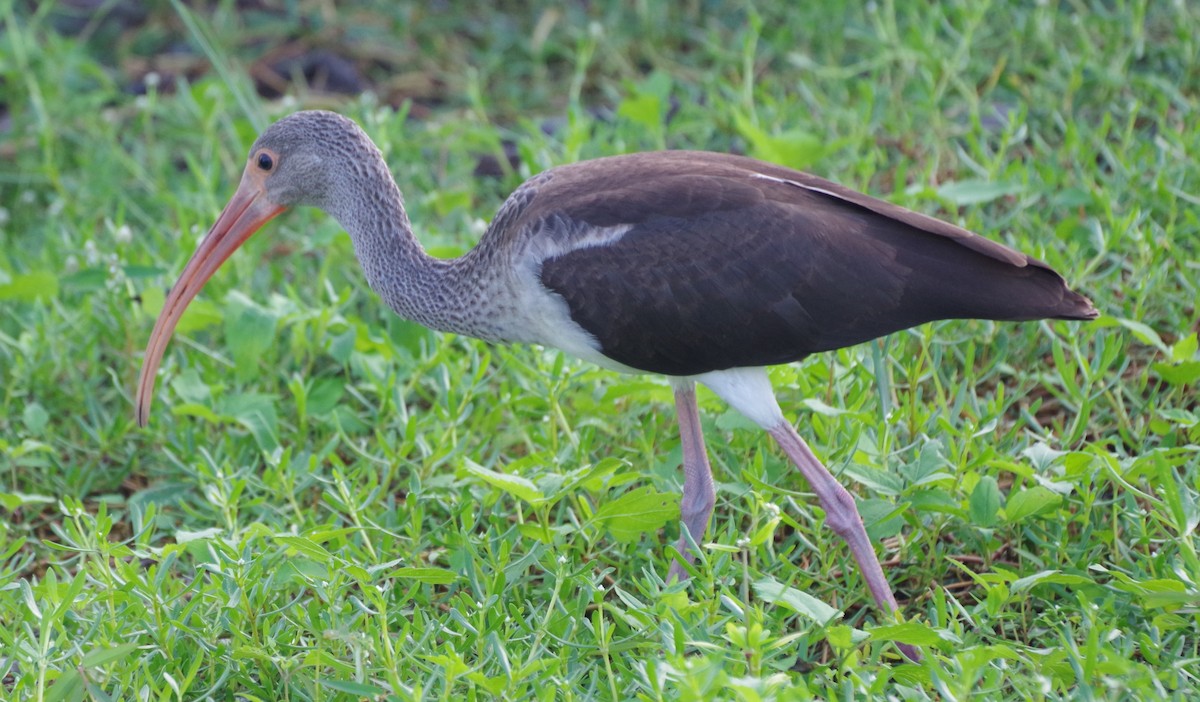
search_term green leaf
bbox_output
[617,92,663,131]
[387,567,459,584]
[219,393,279,452]
[306,376,345,418]
[1050,187,1093,208]
[223,292,279,381]
[1004,486,1062,522]
[1171,333,1198,362]
[328,327,357,364]
[733,112,826,169]
[859,497,906,539]
[315,678,386,696]
[22,402,49,435]
[868,621,959,646]
[592,486,678,542]
[1152,361,1200,386]
[170,368,211,405]
[825,624,869,648]
[617,71,672,131]
[44,669,85,702]
[1011,569,1094,593]
[275,535,334,563]
[1110,576,1196,608]
[753,578,841,625]
[127,482,192,510]
[175,527,223,543]
[905,439,950,486]
[465,461,544,505]
[122,264,168,280]
[172,402,222,423]
[935,179,1025,206]
[60,267,108,291]
[0,270,58,301]
[800,398,852,416]
[715,409,759,431]
[426,653,471,679]
[175,297,223,334]
[1022,442,1067,471]
[1093,316,1169,353]
[80,643,140,667]
[0,491,55,510]
[969,476,1002,527]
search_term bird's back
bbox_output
[484,151,1096,376]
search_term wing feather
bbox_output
[521,154,1094,375]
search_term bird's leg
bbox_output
[666,382,716,583]
[767,421,922,662]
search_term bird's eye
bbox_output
[256,153,274,171]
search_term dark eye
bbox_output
[257,153,274,171]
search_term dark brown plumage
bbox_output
[534,152,1093,375]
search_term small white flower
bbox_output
[47,199,65,217]
[557,554,568,564]
[762,502,780,517]
[83,239,100,266]
[64,255,79,274]
[114,224,133,244]
[20,190,36,204]
[144,71,161,89]
[736,537,750,548]
[107,263,124,290]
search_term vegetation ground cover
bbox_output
[2,1,1198,699]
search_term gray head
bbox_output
[135,110,397,426]
[249,110,390,212]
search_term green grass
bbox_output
[2,0,1199,699]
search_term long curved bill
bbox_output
[135,168,285,426]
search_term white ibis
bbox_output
[135,110,1098,662]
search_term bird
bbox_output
[135,110,1098,662]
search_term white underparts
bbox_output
[689,366,786,430]
[488,223,639,367]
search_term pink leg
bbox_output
[768,421,922,662]
[666,383,716,583]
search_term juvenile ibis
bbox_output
[135,110,1098,661]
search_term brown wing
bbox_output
[532,152,1095,376]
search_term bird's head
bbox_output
[248,110,381,210]
[134,110,374,426]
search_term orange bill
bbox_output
[135,167,285,426]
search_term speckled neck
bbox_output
[324,175,506,342]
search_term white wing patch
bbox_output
[481,221,639,371]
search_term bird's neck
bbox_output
[328,183,504,341]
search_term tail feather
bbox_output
[894,236,1098,325]
[1051,282,1100,320]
